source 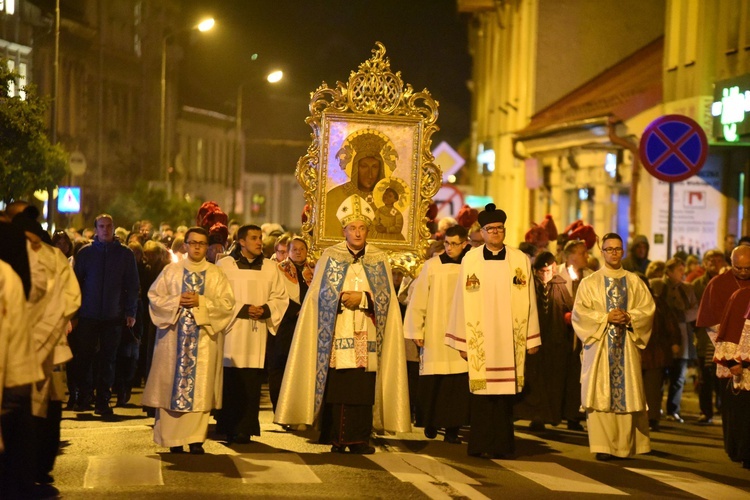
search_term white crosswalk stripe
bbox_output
[230,453,322,484]
[83,455,164,488]
[495,460,628,495]
[366,452,490,500]
[625,468,750,499]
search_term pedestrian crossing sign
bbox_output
[58,186,81,213]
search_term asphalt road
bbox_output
[53,386,750,499]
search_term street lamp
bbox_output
[160,17,215,193]
[233,69,284,214]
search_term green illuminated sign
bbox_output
[712,75,750,142]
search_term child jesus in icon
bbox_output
[373,185,406,241]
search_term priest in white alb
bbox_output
[445,204,541,459]
[216,224,288,444]
[274,194,410,454]
[572,232,654,461]
[404,225,470,444]
[143,227,235,455]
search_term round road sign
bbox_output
[639,114,708,183]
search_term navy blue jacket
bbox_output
[74,238,140,321]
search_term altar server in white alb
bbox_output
[445,204,541,459]
[572,232,655,461]
[275,194,410,454]
[404,225,470,444]
[216,224,288,444]
[13,213,81,487]
[143,227,235,455]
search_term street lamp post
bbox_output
[233,69,283,215]
[159,17,215,195]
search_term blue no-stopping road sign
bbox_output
[639,114,708,183]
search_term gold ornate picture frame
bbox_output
[296,42,441,276]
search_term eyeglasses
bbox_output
[186,241,208,248]
[444,241,465,248]
[482,225,506,234]
[602,247,624,254]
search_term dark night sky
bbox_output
[180,0,472,172]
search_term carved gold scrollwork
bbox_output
[296,42,441,276]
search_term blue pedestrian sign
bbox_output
[639,115,708,183]
[58,186,81,213]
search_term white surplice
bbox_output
[572,265,655,457]
[26,244,80,416]
[217,257,288,368]
[404,255,467,375]
[0,261,41,452]
[445,245,541,395]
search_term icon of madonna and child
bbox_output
[324,128,411,241]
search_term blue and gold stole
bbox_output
[313,255,390,416]
[604,275,628,411]
[170,268,206,411]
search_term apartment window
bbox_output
[18,62,26,100]
[6,60,14,96]
[0,0,16,15]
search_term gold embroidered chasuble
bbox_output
[572,266,654,412]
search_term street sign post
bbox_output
[639,115,708,258]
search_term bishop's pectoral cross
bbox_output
[352,276,363,291]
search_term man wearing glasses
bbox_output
[695,244,750,470]
[445,203,541,459]
[143,227,235,455]
[405,225,471,444]
[572,232,655,461]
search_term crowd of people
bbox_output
[2,195,750,498]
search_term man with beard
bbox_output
[696,245,750,469]
[216,225,288,444]
[404,225,471,444]
[572,233,654,461]
[143,227,235,454]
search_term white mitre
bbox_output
[336,194,375,227]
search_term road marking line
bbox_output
[495,460,627,495]
[367,452,489,500]
[625,468,750,499]
[231,453,321,484]
[83,455,163,488]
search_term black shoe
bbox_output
[529,420,545,431]
[743,460,750,469]
[64,397,77,410]
[444,434,462,444]
[32,482,59,499]
[424,426,438,439]
[74,401,93,412]
[348,443,375,454]
[649,419,660,432]
[697,415,713,425]
[567,421,584,431]
[596,453,613,461]
[94,403,113,416]
[227,433,251,444]
[169,446,185,454]
[330,444,346,453]
[36,473,54,485]
[189,443,205,455]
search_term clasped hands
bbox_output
[607,308,631,325]
[180,291,200,308]
[340,291,364,310]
